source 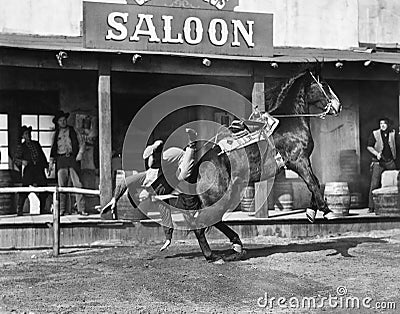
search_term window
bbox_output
[21,114,55,161]
[0,114,8,170]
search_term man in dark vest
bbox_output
[14,125,49,216]
[367,117,398,213]
[49,110,87,216]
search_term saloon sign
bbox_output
[83,2,273,57]
[131,0,234,10]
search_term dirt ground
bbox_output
[0,229,400,314]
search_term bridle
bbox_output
[273,71,340,119]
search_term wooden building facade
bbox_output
[1,0,400,212]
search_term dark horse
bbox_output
[182,65,342,262]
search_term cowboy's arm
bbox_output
[76,129,86,161]
[367,146,381,160]
[367,133,381,160]
[14,144,27,167]
[114,177,128,202]
[48,133,57,175]
[177,146,195,181]
[36,142,49,168]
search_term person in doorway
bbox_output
[14,125,50,216]
[101,128,198,251]
[49,110,88,216]
[367,117,399,213]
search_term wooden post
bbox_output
[255,181,270,218]
[98,59,112,207]
[252,68,269,217]
[252,69,266,113]
[398,81,400,128]
[52,188,60,256]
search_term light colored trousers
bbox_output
[57,167,86,213]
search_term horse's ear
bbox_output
[312,57,322,76]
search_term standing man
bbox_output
[14,125,49,216]
[49,110,87,216]
[367,117,398,213]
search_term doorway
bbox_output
[358,80,399,204]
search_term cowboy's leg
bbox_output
[57,168,69,215]
[368,162,384,210]
[69,167,85,212]
[35,166,49,214]
[17,165,34,215]
[158,201,174,251]
[158,202,173,231]
[177,146,195,181]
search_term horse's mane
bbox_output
[265,65,320,113]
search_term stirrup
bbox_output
[306,208,316,224]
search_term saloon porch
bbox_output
[1,1,400,250]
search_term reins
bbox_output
[271,71,338,119]
[272,106,330,119]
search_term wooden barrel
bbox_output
[350,192,363,209]
[115,170,148,221]
[0,170,19,215]
[240,185,255,212]
[273,181,294,211]
[324,182,350,216]
[373,192,400,216]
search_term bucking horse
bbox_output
[122,64,342,262]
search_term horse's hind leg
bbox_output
[288,158,331,221]
[214,222,243,253]
[193,228,220,262]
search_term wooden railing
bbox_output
[0,186,100,256]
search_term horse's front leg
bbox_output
[214,222,243,252]
[288,158,334,223]
[214,222,247,261]
[193,228,221,262]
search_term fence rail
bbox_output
[0,186,100,256]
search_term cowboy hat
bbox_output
[143,140,164,160]
[20,125,32,136]
[52,110,70,124]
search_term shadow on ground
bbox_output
[166,237,388,261]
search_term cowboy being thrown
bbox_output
[102,128,198,251]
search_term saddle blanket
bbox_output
[217,113,279,155]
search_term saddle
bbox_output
[217,112,279,156]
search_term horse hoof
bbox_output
[232,244,243,253]
[323,211,339,220]
[224,250,247,262]
[207,254,222,263]
[306,208,316,223]
[160,240,171,252]
[213,259,225,265]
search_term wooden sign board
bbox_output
[126,0,239,11]
[83,2,273,58]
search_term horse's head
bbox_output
[306,70,342,116]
